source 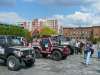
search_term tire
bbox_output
[35,49,41,58]
[25,59,34,67]
[42,54,48,58]
[52,50,62,61]
[62,56,67,60]
[7,56,21,71]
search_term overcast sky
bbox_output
[0,0,100,27]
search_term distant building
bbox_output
[32,19,43,32]
[93,26,100,38]
[16,21,32,32]
[16,19,61,36]
[63,26,100,40]
[32,19,59,33]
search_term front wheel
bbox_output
[62,56,67,60]
[51,50,62,61]
[7,56,21,71]
[25,60,34,67]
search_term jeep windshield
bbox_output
[7,36,22,46]
[51,35,70,46]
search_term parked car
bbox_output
[51,35,74,55]
[0,35,35,71]
[33,37,70,61]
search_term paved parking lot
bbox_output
[0,54,100,75]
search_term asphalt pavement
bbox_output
[0,54,100,75]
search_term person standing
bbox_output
[97,42,100,59]
[84,43,92,65]
[79,42,84,54]
[90,43,96,58]
[75,40,80,54]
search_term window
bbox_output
[41,38,49,47]
[7,36,21,46]
[0,36,5,45]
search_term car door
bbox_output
[0,36,6,58]
[41,38,50,53]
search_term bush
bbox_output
[0,24,32,42]
[91,38,100,44]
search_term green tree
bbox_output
[0,24,32,42]
[39,26,57,37]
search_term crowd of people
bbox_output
[74,40,100,66]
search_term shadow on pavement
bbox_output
[0,59,34,71]
[95,70,100,73]
[0,60,6,66]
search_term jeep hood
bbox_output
[9,46,33,51]
[60,41,70,45]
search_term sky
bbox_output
[0,0,100,27]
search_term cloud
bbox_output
[0,0,16,7]
[32,0,100,27]
[0,12,25,24]
[53,11,100,27]
[81,0,100,14]
[26,0,99,27]
[51,0,100,27]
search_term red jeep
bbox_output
[33,37,70,61]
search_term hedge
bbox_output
[0,24,32,42]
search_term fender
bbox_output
[33,46,42,51]
[51,47,63,52]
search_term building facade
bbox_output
[63,26,100,40]
[32,19,59,33]
[93,26,100,38]
[17,19,61,35]
[16,21,32,32]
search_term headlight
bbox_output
[14,51,23,57]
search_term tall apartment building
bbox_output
[63,26,100,40]
[16,19,61,35]
[31,19,61,34]
[46,19,58,31]
[32,19,43,32]
[16,21,32,32]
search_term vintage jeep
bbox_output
[0,35,35,71]
[51,35,74,55]
[33,37,70,61]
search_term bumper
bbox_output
[21,54,35,62]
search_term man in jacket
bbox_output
[84,43,92,65]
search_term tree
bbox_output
[0,24,32,42]
[89,34,100,44]
[39,26,57,37]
